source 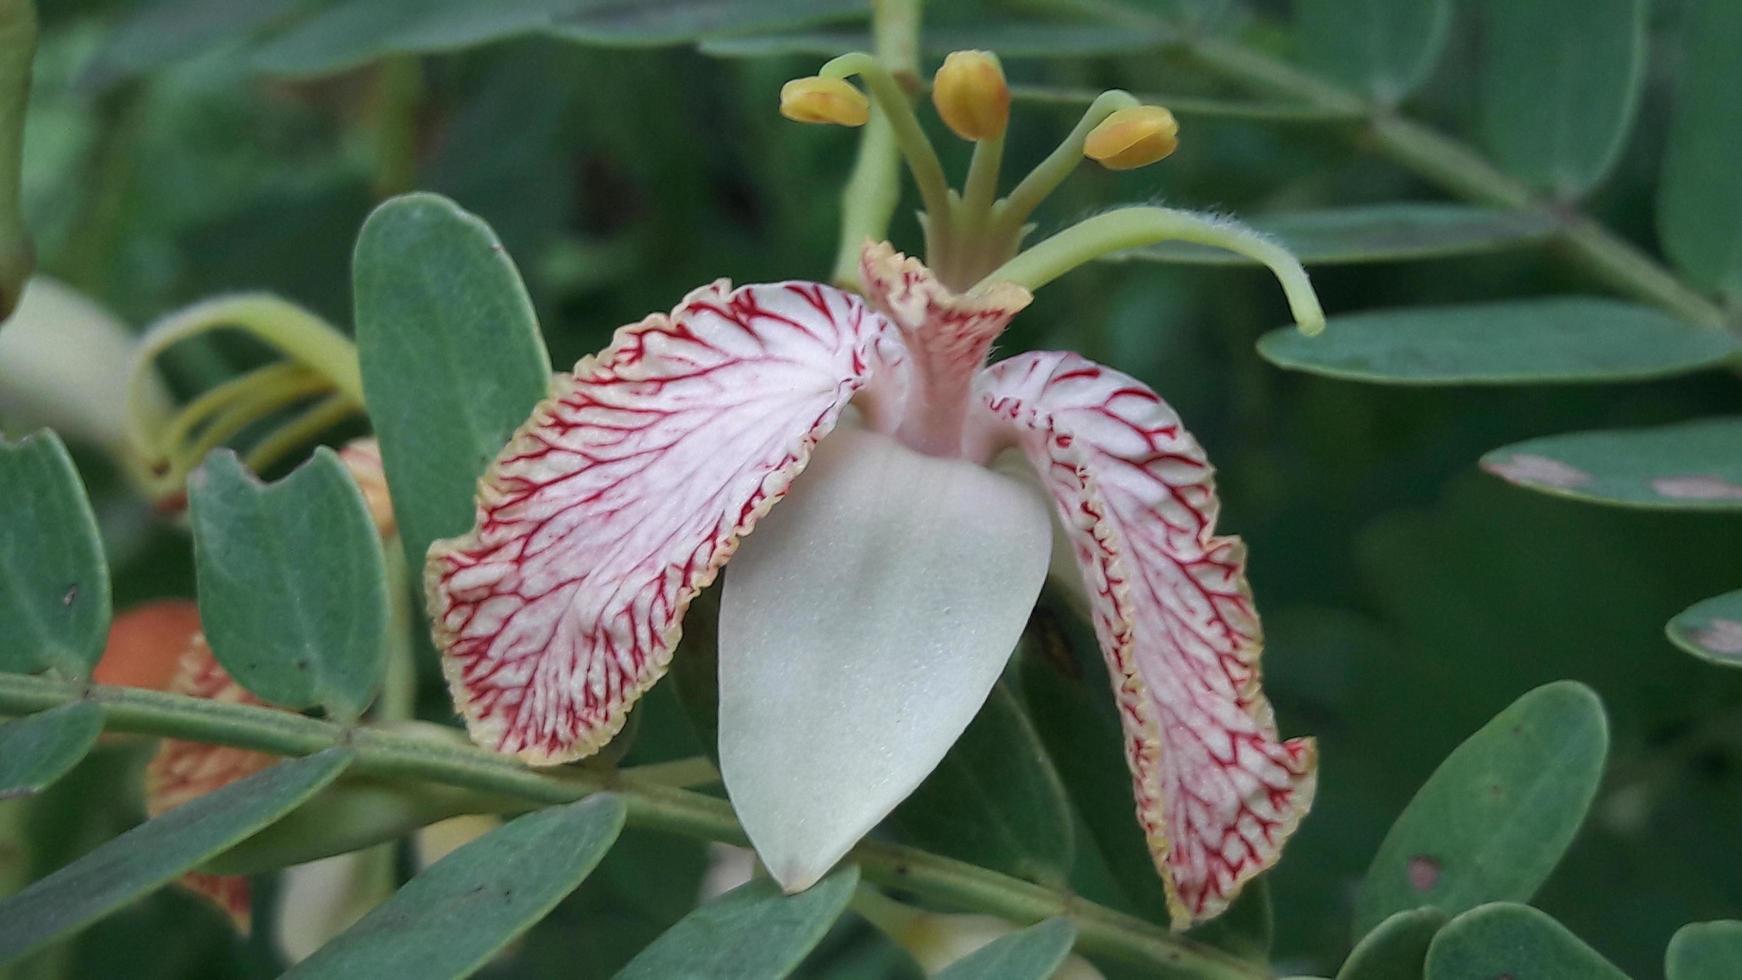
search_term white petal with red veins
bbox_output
[718,427,1052,892]
[974,351,1316,928]
[427,281,904,765]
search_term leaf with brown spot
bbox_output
[1482,418,1742,512]
[1354,682,1608,935]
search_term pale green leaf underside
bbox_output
[285,795,626,980]
[189,448,390,721]
[352,192,552,583]
[253,0,870,78]
[1112,204,1554,267]
[935,918,1078,979]
[1258,299,1741,385]
[1666,590,1742,670]
[0,749,352,967]
[1658,0,1742,300]
[1338,907,1447,980]
[1475,0,1646,196]
[0,432,111,679]
[1293,0,1449,103]
[701,21,1174,59]
[1424,903,1627,979]
[614,867,859,980]
[1354,681,1608,935]
[1481,417,1742,512]
[0,701,104,801]
[1667,920,1742,980]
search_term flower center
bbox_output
[777,48,1328,335]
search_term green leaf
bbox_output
[1424,903,1627,979]
[1481,418,1742,512]
[1293,0,1449,103]
[0,432,111,679]
[0,702,104,801]
[81,0,303,87]
[1338,908,1447,980]
[1018,604,1171,920]
[615,867,859,980]
[253,0,869,78]
[189,448,389,722]
[1112,205,1554,266]
[1667,921,1742,980]
[1354,681,1608,935]
[0,748,351,966]
[1658,0,1742,299]
[1666,590,1742,670]
[283,795,626,979]
[353,192,552,580]
[1187,877,1273,963]
[1257,299,1741,385]
[934,918,1077,979]
[701,21,1174,59]
[890,682,1075,887]
[1474,0,1647,195]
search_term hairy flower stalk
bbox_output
[428,49,1323,929]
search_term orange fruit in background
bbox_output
[93,600,203,692]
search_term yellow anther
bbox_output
[779,76,871,127]
[1083,105,1180,171]
[930,50,1010,141]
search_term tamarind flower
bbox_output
[427,50,1322,927]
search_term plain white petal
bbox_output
[718,427,1052,891]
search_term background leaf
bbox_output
[933,918,1077,980]
[1665,590,1742,670]
[1292,0,1449,104]
[1474,0,1646,196]
[0,702,103,801]
[0,432,111,679]
[1112,205,1553,267]
[251,0,869,79]
[1337,907,1446,980]
[614,867,858,980]
[890,682,1075,887]
[1424,903,1627,979]
[1258,300,1741,385]
[1657,0,1742,301]
[189,448,389,721]
[284,795,626,980]
[0,748,351,966]
[1482,418,1742,512]
[1667,921,1742,980]
[700,21,1175,60]
[353,192,553,582]
[1354,681,1608,934]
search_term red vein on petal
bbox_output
[975,351,1316,929]
[427,280,905,765]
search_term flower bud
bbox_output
[930,50,1010,141]
[779,77,871,127]
[1083,105,1179,170]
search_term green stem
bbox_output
[0,673,1261,979]
[239,392,356,474]
[993,90,1138,241]
[821,53,952,249]
[990,205,1325,333]
[1176,36,1731,331]
[829,0,922,288]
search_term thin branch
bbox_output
[0,672,1264,979]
